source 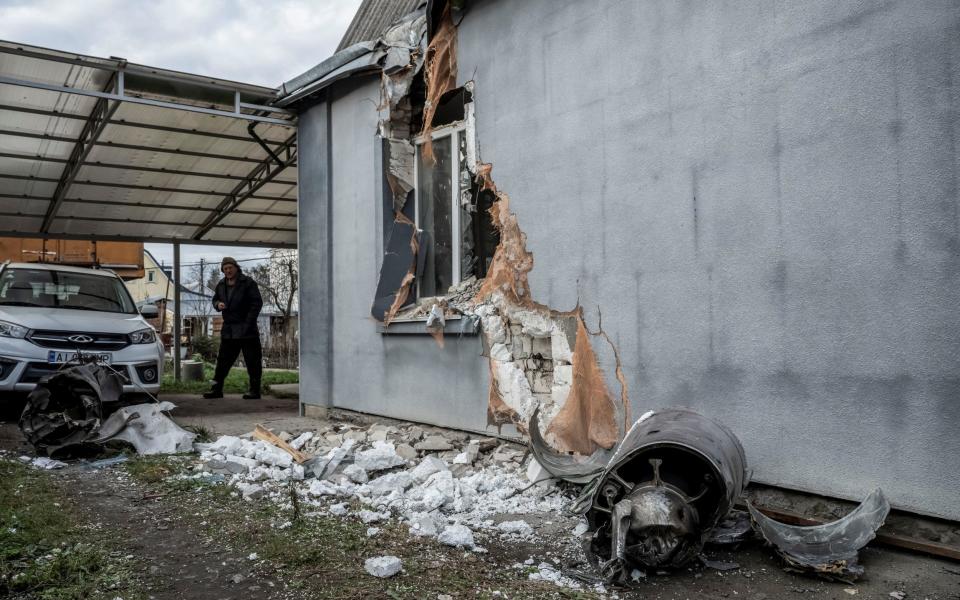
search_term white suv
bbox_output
[0,262,164,399]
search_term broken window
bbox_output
[415,129,457,297]
[414,122,498,300]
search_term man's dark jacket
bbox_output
[212,273,263,339]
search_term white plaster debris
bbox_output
[410,455,448,482]
[364,555,403,578]
[438,524,475,548]
[191,423,579,579]
[328,503,349,516]
[289,431,314,450]
[528,562,593,591]
[572,520,590,537]
[354,441,407,472]
[20,456,67,470]
[359,509,391,524]
[343,464,369,483]
[496,520,533,537]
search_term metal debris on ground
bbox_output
[747,488,890,580]
[18,363,194,457]
[534,408,748,580]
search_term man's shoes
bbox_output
[242,391,261,400]
[202,389,224,399]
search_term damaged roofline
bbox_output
[276,2,433,109]
[276,42,381,108]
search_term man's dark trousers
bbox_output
[212,338,262,392]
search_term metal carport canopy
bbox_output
[0,40,298,249]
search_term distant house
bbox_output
[126,249,174,305]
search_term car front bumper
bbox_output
[0,337,163,396]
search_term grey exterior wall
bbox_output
[453,0,960,519]
[299,75,490,431]
[297,0,960,520]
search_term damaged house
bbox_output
[281,0,960,524]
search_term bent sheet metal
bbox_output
[747,489,890,580]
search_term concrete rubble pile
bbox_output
[191,420,571,553]
[190,409,892,588]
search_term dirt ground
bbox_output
[2,392,960,600]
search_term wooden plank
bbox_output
[252,424,309,464]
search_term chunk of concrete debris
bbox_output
[204,435,245,455]
[238,483,266,500]
[366,471,414,496]
[395,443,417,461]
[315,439,356,479]
[343,464,369,484]
[415,435,454,452]
[359,510,390,524]
[407,512,440,537]
[449,463,471,478]
[491,446,524,463]
[344,429,368,443]
[410,455,448,483]
[421,471,457,510]
[289,431,314,450]
[368,425,395,442]
[453,441,480,465]
[438,524,475,548]
[354,441,406,472]
[364,555,402,578]
[497,520,533,537]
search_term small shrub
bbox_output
[191,335,220,362]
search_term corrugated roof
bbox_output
[0,40,298,248]
[337,0,422,51]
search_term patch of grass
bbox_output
[0,459,144,600]
[183,423,214,443]
[125,455,185,484]
[161,364,298,395]
[134,457,600,600]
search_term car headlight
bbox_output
[129,327,157,344]
[0,320,27,339]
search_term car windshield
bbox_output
[0,268,137,314]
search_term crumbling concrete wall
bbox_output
[454,0,960,520]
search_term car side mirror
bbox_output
[139,304,159,318]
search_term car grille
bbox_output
[28,330,130,351]
[21,362,131,384]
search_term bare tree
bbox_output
[185,258,217,336]
[249,249,298,367]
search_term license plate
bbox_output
[47,351,111,365]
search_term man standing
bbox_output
[203,257,264,399]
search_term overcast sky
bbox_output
[0,0,364,274]
[0,0,363,87]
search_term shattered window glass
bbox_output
[416,134,454,297]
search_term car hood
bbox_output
[0,306,149,334]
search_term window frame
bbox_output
[412,122,467,299]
